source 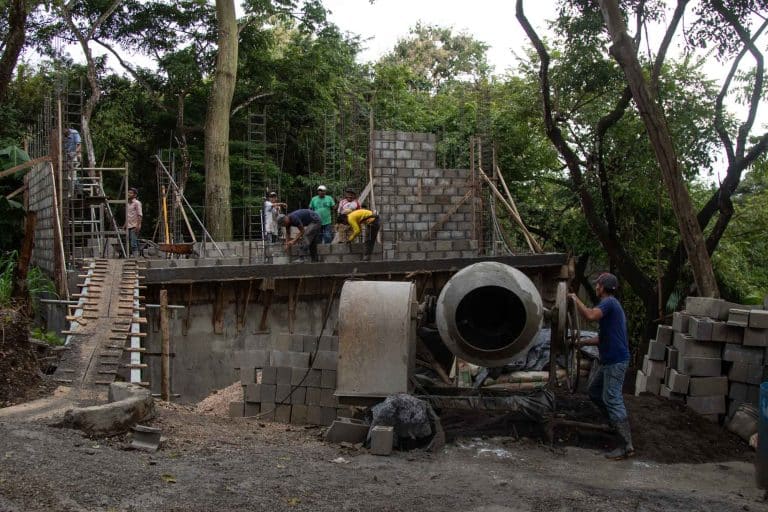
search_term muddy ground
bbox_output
[1,395,766,512]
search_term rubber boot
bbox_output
[605,419,635,460]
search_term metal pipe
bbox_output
[435,261,543,367]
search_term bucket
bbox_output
[727,403,758,442]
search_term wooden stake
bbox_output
[160,289,170,402]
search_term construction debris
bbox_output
[130,424,162,452]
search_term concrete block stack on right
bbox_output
[635,296,768,422]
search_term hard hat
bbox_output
[317,185,327,191]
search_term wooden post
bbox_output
[160,289,170,402]
[12,211,37,308]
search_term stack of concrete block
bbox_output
[635,296,767,422]
[229,333,344,426]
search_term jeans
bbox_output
[321,223,334,244]
[588,361,629,423]
[128,228,139,257]
[298,222,321,262]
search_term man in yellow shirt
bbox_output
[339,208,380,261]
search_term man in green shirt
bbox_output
[309,185,336,244]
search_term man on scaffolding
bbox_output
[124,187,143,257]
[64,127,82,193]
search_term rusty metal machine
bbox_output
[336,261,582,404]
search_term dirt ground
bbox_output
[1,392,766,512]
[0,307,46,408]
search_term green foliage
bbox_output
[31,326,64,346]
[0,252,57,314]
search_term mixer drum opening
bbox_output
[454,286,526,351]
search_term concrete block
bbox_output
[642,354,666,379]
[240,367,257,385]
[276,366,292,385]
[660,385,685,401]
[321,407,337,426]
[685,297,724,319]
[634,370,660,395]
[686,395,726,415]
[729,382,760,404]
[723,344,763,364]
[235,349,269,370]
[305,369,322,387]
[306,387,321,406]
[749,309,768,329]
[666,346,679,368]
[688,317,714,341]
[321,369,337,389]
[275,384,292,404]
[228,401,244,418]
[260,366,277,385]
[711,322,738,343]
[244,402,260,417]
[245,383,262,403]
[673,334,722,358]
[688,376,728,397]
[656,325,674,345]
[676,356,722,377]
[728,309,751,327]
[325,417,368,443]
[290,386,306,405]
[667,368,690,394]
[275,404,292,423]
[312,350,338,370]
[370,426,394,456]
[307,406,323,425]
[259,403,275,421]
[291,405,308,425]
[291,367,310,386]
[270,350,310,368]
[320,388,338,407]
[647,340,666,361]
[743,327,768,347]
[276,333,292,351]
[672,311,691,332]
[728,362,763,385]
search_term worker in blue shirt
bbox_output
[569,272,633,460]
[278,209,322,262]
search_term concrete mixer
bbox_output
[336,261,580,404]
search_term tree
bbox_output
[598,0,719,298]
[516,0,768,339]
[0,0,30,102]
[204,0,238,241]
[379,23,490,93]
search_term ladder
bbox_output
[247,107,267,240]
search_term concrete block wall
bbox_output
[27,162,56,276]
[372,130,480,260]
[230,334,353,426]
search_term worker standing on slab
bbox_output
[569,273,634,460]
[309,185,335,244]
[279,209,322,262]
[124,187,143,258]
[338,208,380,262]
[335,188,361,243]
[263,191,286,243]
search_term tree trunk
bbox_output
[0,0,28,102]
[204,0,237,241]
[598,0,720,298]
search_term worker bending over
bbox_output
[338,208,380,261]
[569,272,634,460]
[278,209,322,262]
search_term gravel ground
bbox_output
[1,401,767,512]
